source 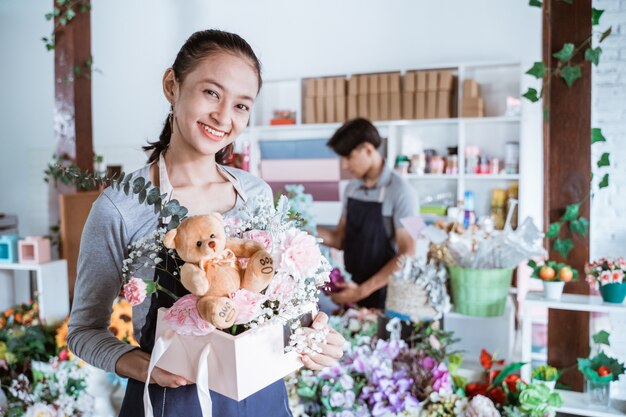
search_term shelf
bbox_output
[404,174,459,180]
[464,174,520,180]
[0,260,67,272]
[555,389,626,416]
[531,351,547,361]
[525,292,626,314]
[248,116,520,133]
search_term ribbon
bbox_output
[143,330,213,417]
[200,249,238,270]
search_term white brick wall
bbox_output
[591,0,626,399]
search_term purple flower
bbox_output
[330,392,346,408]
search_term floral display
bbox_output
[528,260,578,283]
[0,303,93,417]
[578,331,625,386]
[585,257,626,288]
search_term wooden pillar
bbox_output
[54,0,93,171]
[543,0,591,392]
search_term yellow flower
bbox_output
[109,299,139,346]
[55,317,70,349]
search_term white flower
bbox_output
[24,403,61,417]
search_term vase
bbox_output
[532,378,557,391]
[599,282,626,304]
[543,281,565,300]
[587,379,611,407]
[448,266,514,317]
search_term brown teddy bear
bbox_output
[162,213,274,329]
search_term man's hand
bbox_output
[330,281,365,305]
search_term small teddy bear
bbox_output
[163,213,274,329]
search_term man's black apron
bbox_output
[343,185,395,309]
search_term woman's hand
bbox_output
[115,349,190,388]
[330,281,365,305]
[300,312,345,371]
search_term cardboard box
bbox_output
[304,78,316,98]
[438,70,455,91]
[463,79,480,98]
[402,92,415,119]
[437,90,451,118]
[348,76,359,96]
[461,97,484,117]
[358,75,369,95]
[348,95,358,120]
[390,92,402,120]
[368,74,379,94]
[379,74,390,120]
[426,71,439,92]
[389,73,401,93]
[358,94,368,118]
[325,78,336,123]
[426,91,437,118]
[315,96,325,123]
[335,77,346,122]
[403,71,416,93]
[416,71,427,92]
[304,97,316,124]
[415,91,426,119]
[154,306,315,401]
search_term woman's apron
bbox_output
[342,184,396,309]
[118,156,292,417]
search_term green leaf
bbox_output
[585,47,602,66]
[593,330,611,346]
[59,17,67,25]
[57,0,68,4]
[554,238,574,259]
[66,8,76,21]
[45,13,54,21]
[560,65,582,87]
[168,215,180,230]
[600,26,612,43]
[53,7,61,16]
[138,189,147,204]
[529,0,542,6]
[493,362,526,387]
[553,43,575,62]
[562,203,580,221]
[570,217,589,237]
[591,128,606,144]
[563,0,573,3]
[162,200,181,218]
[599,173,609,189]
[597,152,610,167]
[147,188,161,205]
[523,88,540,102]
[592,8,604,26]
[132,177,146,193]
[123,182,130,195]
[546,222,562,238]
[526,62,546,79]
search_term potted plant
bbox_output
[578,331,625,407]
[585,257,626,304]
[528,260,578,300]
[531,365,559,391]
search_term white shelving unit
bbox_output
[521,292,626,416]
[0,260,69,324]
[241,61,537,227]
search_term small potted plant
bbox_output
[578,331,625,407]
[531,364,559,391]
[585,257,626,304]
[528,260,578,300]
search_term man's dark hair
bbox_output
[326,118,382,157]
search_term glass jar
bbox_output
[587,379,610,407]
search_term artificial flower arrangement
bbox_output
[0,302,94,417]
[119,193,331,407]
[577,330,625,405]
[464,349,563,417]
[527,260,578,300]
[530,365,559,390]
[585,257,626,303]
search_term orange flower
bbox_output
[504,374,523,393]
[480,349,505,370]
[487,387,506,405]
[14,313,22,323]
[56,317,70,349]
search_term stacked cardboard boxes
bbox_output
[461,79,484,117]
[303,77,347,124]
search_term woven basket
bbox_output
[448,266,513,317]
[385,278,437,322]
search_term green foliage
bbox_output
[559,65,582,87]
[562,203,580,221]
[553,43,575,62]
[569,216,589,237]
[592,330,610,346]
[529,0,542,6]
[578,352,625,384]
[493,362,525,387]
[526,62,546,79]
[585,47,602,66]
[532,365,559,381]
[518,383,563,417]
[42,1,92,52]
[599,173,609,189]
[597,152,610,168]
[591,128,607,144]
[562,0,573,4]
[522,88,540,102]
[546,222,562,238]
[599,26,612,43]
[553,238,574,259]
[592,8,604,26]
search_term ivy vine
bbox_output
[524,0,612,259]
[49,165,189,230]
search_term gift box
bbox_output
[18,236,51,264]
[154,305,315,401]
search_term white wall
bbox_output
[2,0,542,236]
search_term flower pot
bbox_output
[448,266,514,317]
[587,379,611,407]
[532,378,557,391]
[543,281,565,300]
[599,282,626,304]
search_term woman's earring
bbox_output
[169,109,174,131]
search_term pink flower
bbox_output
[164,294,215,336]
[611,270,624,283]
[243,230,273,251]
[275,228,322,279]
[230,289,266,324]
[600,270,612,285]
[123,278,148,306]
[265,272,297,303]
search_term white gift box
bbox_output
[153,305,315,401]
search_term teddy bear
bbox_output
[162,213,274,329]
